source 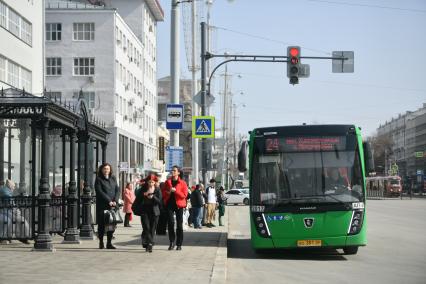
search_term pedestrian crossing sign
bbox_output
[192,116,215,138]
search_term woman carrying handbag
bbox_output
[95,163,120,249]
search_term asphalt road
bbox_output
[227,200,426,284]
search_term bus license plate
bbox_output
[297,240,322,247]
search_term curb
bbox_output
[210,210,228,284]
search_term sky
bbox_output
[156,0,426,138]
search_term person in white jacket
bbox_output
[205,179,217,227]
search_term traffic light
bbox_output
[287,46,301,85]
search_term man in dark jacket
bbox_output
[190,184,204,229]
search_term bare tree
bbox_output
[368,134,394,175]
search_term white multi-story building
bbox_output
[45,0,163,185]
[0,0,44,94]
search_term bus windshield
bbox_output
[251,136,364,206]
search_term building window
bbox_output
[0,1,7,29]
[73,23,94,41]
[0,56,5,82]
[1,2,32,45]
[21,18,31,45]
[46,23,61,41]
[8,8,20,37]
[7,60,19,87]
[21,67,31,91]
[73,58,94,76]
[46,57,62,76]
[74,91,95,109]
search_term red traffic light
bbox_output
[290,48,299,57]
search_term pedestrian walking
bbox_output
[133,174,162,252]
[217,186,227,226]
[94,163,120,249]
[205,179,217,227]
[161,165,188,251]
[123,182,136,227]
[190,184,204,229]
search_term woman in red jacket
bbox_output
[161,165,188,251]
[123,182,136,227]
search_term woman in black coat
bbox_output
[134,174,162,253]
[94,163,120,249]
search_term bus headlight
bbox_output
[348,210,364,235]
[252,213,271,238]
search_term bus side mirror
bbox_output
[238,141,249,172]
[363,141,374,174]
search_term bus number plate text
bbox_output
[297,240,322,247]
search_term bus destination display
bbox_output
[265,137,346,152]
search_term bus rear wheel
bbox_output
[343,246,358,255]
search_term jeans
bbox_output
[192,207,202,228]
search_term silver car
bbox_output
[225,188,250,205]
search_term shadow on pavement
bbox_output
[228,238,348,261]
[114,230,226,248]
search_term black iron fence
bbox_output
[0,195,98,241]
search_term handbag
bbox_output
[131,189,144,216]
[104,208,123,224]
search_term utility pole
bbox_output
[200,22,207,185]
[170,0,180,147]
[221,65,229,189]
[233,103,237,180]
[191,0,199,183]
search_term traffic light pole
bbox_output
[200,21,351,185]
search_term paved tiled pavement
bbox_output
[0,211,227,284]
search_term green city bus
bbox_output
[238,124,373,255]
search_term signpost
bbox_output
[192,116,215,138]
[165,146,184,171]
[166,104,184,130]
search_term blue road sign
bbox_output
[165,146,184,171]
[166,104,183,130]
[192,116,215,138]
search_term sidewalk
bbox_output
[0,211,227,284]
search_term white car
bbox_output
[225,188,250,205]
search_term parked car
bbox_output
[225,188,250,205]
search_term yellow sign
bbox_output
[192,116,215,138]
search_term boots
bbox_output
[124,213,132,227]
[106,232,116,249]
[99,236,104,249]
